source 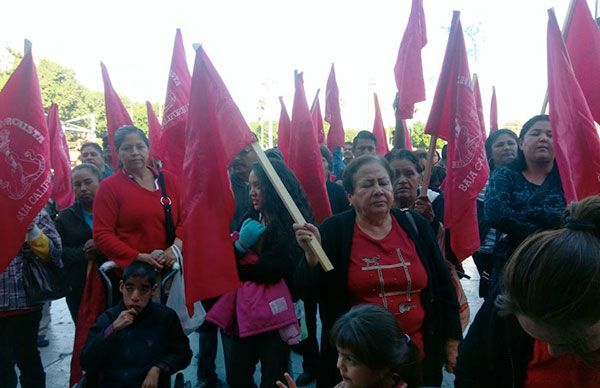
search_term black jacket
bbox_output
[55,202,94,292]
[81,301,192,387]
[455,290,534,388]
[310,208,462,387]
[326,181,350,215]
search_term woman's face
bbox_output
[348,162,393,218]
[336,347,385,388]
[117,133,149,172]
[248,170,264,211]
[72,168,100,208]
[389,158,420,207]
[517,314,600,367]
[491,134,518,167]
[520,121,554,165]
[80,145,105,170]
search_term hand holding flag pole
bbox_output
[251,141,333,271]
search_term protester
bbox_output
[455,195,600,387]
[352,131,377,158]
[195,143,259,388]
[473,129,518,298]
[321,145,351,214]
[80,142,114,180]
[55,164,105,323]
[385,150,443,231]
[295,146,351,387]
[343,141,354,166]
[0,209,63,388]
[80,261,192,387]
[484,115,566,291]
[294,155,462,387]
[278,304,422,388]
[93,125,183,272]
[215,159,313,388]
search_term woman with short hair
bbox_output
[295,155,461,387]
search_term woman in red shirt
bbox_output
[93,125,183,271]
[294,155,461,387]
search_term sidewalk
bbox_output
[36,258,482,387]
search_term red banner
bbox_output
[547,8,600,203]
[310,93,325,145]
[277,97,291,163]
[565,0,600,124]
[372,93,389,155]
[472,74,486,136]
[490,86,498,134]
[0,51,52,272]
[146,101,164,163]
[289,73,332,223]
[183,46,255,309]
[425,11,488,260]
[48,103,74,209]
[325,64,345,151]
[402,120,414,151]
[161,29,191,175]
[394,0,427,119]
[100,62,132,169]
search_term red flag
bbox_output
[69,266,106,386]
[160,29,191,175]
[0,51,52,272]
[425,11,488,260]
[146,101,164,162]
[547,8,600,203]
[372,93,389,155]
[325,64,345,151]
[277,97,291,163]
[565,0,600,124]
[472,74,486,136]
[47,103,74,209]
[394,0,427,119]
[310,93,325,145]
[289,73,332,223]
[100,62,133,170]
[183,46,255,308]
[402,120,414,151]
[490,86,498,134]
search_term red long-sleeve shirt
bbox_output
[93,169,183,267]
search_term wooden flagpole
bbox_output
[250,143,333,271]
[310,89,321,111]
[540,1,578,114]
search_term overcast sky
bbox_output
[0,0,585,131]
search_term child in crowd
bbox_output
[80,261,192,387]
[277,304,422,388]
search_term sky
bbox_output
[0,0,588,132]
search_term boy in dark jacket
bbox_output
[81,262,192,387]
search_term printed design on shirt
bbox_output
[0,129,45,200]
[360,248,417,314]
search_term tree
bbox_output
[409,121,445,149]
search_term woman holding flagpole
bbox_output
[294,155,461,387]
[484,115,566,291]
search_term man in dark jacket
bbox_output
[81,262,191,387]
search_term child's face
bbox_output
[119,276,156,313]
[336,347,384,388]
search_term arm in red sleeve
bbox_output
[92,180,139,266]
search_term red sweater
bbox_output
[93,169,183,267]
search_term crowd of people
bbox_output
[1,115,600,387]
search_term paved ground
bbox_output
[28,258,483,388]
